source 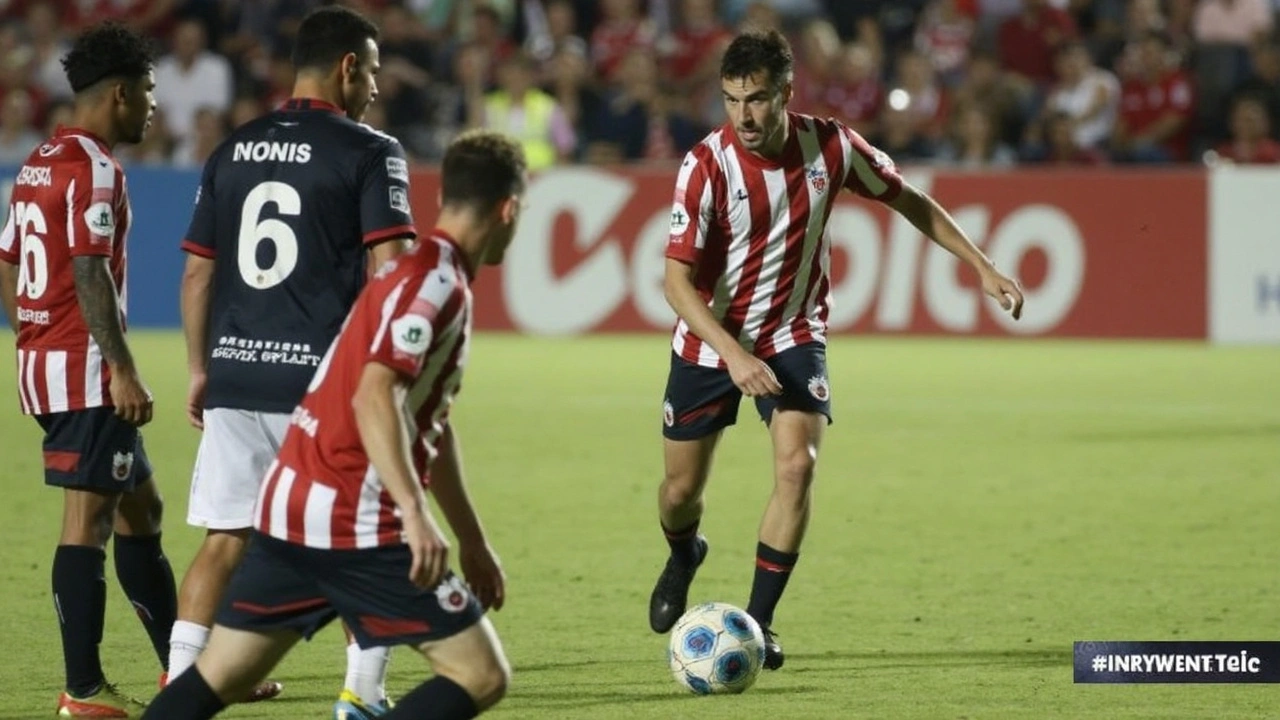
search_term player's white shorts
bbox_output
[187,408,292,530]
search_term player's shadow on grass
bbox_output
[788,648,1067,674]
[512,683,827,711]
[1069,423,1280,443]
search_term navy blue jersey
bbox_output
[182,98,416,413]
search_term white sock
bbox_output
[167,620,210,681]
[344,642,391,704]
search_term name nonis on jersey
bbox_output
[15,165,52,187]
[233,141,312,164]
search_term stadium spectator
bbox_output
[1113,30,1195,162]
[476,51,576,169]
[1213,93,1280,163]
[998,0,1078,87]
[0,84,39,163]
[1038,41,1120,150]
[154,18,232,144]
[935,102,1019,167]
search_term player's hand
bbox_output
[980,265,1025,320]
[109,368,154,426]
[726,350,782,398]
[403,510,449,589]
[458,540,506,611]
[187,371,207,430]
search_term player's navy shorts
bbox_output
[217,532,484,649]
[662,342,832,441]
[35,407,153,491]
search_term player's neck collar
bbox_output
[54,125,111,150]
[431,229,476,279]
[280,97,343,115]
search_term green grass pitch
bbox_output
[0,332,1277,719]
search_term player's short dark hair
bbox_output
[61,22,156,94]
[721,29,793,86]
[292,6,380,73]
[440,130,527,212]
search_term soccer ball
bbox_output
[667,602,766,695]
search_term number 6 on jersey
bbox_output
[238,181,300,290]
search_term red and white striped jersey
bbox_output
[0,127,132,414]
[665,113,902,367]
[255,232,473,550]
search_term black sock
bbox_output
[139,667,226,720]
[746,542,799,628]
[662,520,701,566]
[113,533,178,669]
[53,545,107,697]
[384,675,479,720]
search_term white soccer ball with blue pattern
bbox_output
[668,602,766,694]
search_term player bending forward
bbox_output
[647,29,1026,669]
[141,129,527,720]
[0,23,178,718]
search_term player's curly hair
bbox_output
[441,130,528,211]
[721,28,794,86]
[61,22,157,94]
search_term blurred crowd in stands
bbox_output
[0,0,1276,168]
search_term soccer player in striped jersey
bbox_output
[648,29,1026,669]
[0,23,177,718]
[140,130,526,720]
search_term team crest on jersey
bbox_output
[391,313,431,357]
[112,451,134,482]
[669,202,690,238]
[85,202,115,238]
[663,400,674,427]
[807,166,828,194]
[436,576,470,613]
[807,375,829,402]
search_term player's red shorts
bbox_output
[661,342,833,441]
[35,407,153,491]
[217,532,483,648]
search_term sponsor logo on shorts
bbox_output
[807,375,829,402]
[112,451,134,482]
[436,576,469,613]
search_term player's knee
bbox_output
[774,449,817,495]
[144,491,164,531]
[660,469,703,508]
[470,652,511,710]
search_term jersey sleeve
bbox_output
[359,139,418,247]
[180,155,217,258]
[665,147,718,265]
[838,123,904,202]
[368,265,462,379]
[67,152,121,258]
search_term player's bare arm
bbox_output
[428,424,505,611]
[886,183,1025,320]
[368,235,411,274]
[180,254,214,429]
[353,360,449,588]
[664,258,782,397]
[0,259,17,330]
[72,255,153,425]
